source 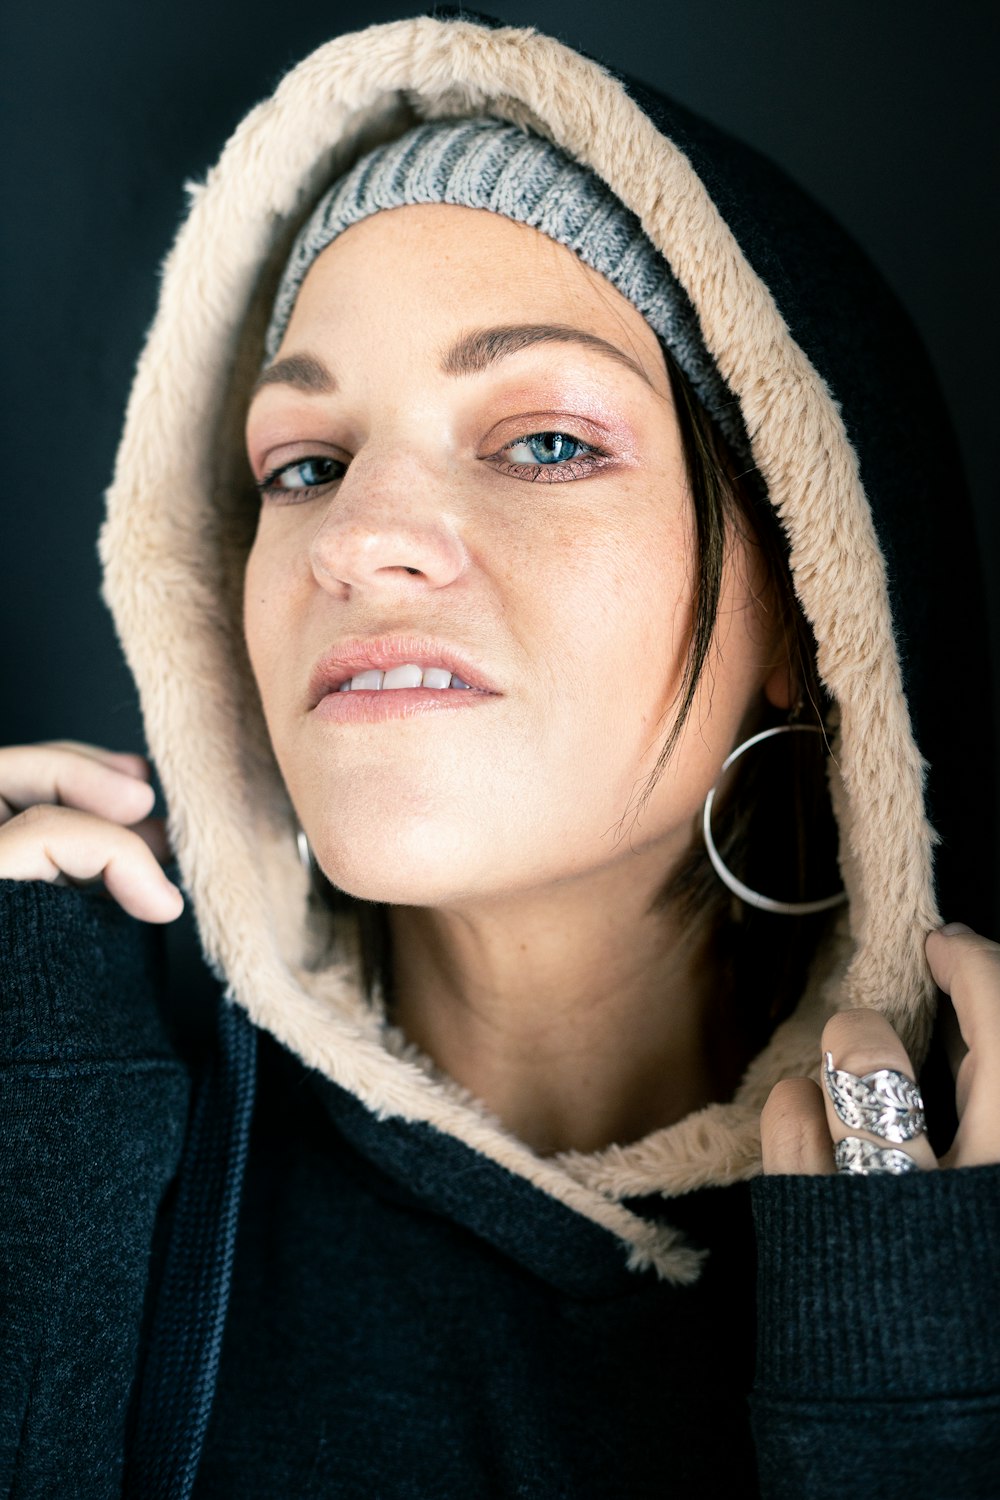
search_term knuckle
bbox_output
[6,803,132,844]
[9,802,61,832]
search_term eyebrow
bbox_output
[440,324,655,388]
[250,352,334,400]
[250,323,655,402]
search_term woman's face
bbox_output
[244,203,786,907]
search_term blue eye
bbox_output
[257,455,345,501]
[505,433,584,465]
[495,431,606,481]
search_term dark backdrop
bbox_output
[2,0,998,927]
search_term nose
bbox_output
[308,452,469,596]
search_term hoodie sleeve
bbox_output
[0,879,191,1500]
[749,1168,1000,1500]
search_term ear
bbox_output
[763,655,795,712]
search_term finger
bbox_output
[820,1010,937,1170]
[760,1078,834,1175]
[40,741,153,782]
[925,925,1000,1057]
[938,1034,998,1170]
[926,925,1000,1169]
[0,804,183,923]
[0,744,155,826]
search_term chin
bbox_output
[308,816,491,908]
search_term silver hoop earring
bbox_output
[296,827,316,879]
[701,723,847,916]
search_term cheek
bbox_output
[518,499,696,795]
[508,522,706,869]
[600,502,696,708]
[242,543,271,684]
[242,528,301,706]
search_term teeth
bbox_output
[336,662,477,693]
[349,669,384,692]
[382,664,424,690]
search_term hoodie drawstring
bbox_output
[124,993,258,1499]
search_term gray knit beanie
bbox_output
[265,118,747,457]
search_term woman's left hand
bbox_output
[760,923,1000,1174]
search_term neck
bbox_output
[385,849,739,1157]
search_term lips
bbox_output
[308,635,501,707]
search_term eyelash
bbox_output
[256,455,346,502]
[255,431,611,502]
[489,432,611,483]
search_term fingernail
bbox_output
[938,921,973,936]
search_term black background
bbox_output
[2,0,998,925]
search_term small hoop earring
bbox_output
[296,827,316,879]
[701,722,847,916]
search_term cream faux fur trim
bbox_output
[99,17,940,1283]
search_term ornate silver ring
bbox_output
[835,1136,920,1175]
[822,1051,926,1143]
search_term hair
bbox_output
[316,347,842,1082]
[651,357,841,1081]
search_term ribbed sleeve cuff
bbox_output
[751,1165,1000,1399]
[0,878,172,1062]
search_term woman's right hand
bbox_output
[0,741,184,922]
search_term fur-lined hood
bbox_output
[99,11,985,1282]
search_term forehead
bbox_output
[281,203,669,389]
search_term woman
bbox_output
[1,12,998,1498]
